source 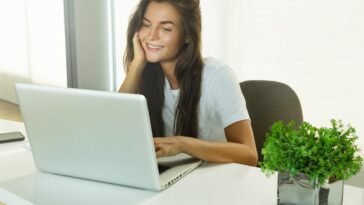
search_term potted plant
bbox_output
[260,119,363,205]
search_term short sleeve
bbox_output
[208,67,250,128]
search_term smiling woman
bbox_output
[119,0,258,166]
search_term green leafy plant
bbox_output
[260,119,363,187]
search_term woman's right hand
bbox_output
[131,32,146,68]
[119,32,146,93]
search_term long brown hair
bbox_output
[124,0,203,138]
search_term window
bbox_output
[0,0,67,103]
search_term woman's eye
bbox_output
[142,23,150,28]
[162,28,172,32]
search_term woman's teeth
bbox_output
[147,44,163,49]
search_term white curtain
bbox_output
[0,0,67,104]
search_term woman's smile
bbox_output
[146,43,165,52]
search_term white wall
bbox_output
[113,0,140,89]
[200,0,364,151]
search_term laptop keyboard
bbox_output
[158,165,170,174]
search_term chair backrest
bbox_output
[240,80,303,163]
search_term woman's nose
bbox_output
[148,27,159,40]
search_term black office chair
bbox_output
[240,80,303,163]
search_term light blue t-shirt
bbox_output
[162,57,250,141]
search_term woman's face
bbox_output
[139,1,186,66]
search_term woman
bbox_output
[119,0,258,166]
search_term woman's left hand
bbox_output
[154,136,184,158]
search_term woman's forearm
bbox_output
[180,137,258,166]
[118,61,145,93]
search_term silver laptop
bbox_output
[15,83,202,191]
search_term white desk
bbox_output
[0,119,363,205]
